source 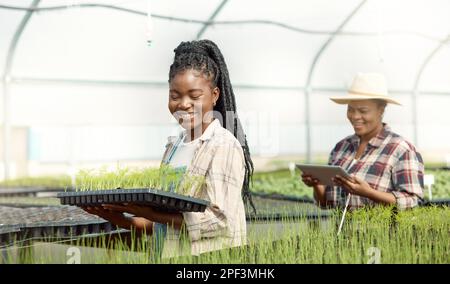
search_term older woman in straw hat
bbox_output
[302,73,424,210]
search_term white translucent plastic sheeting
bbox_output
[36,0,222,19]
[28,123,303,160]
[215,0,362,30]
[234,88,304,124]
[0,0,449,163]
[344,0,450,38]
[28,125,175,162]
[314,36,438,90]
[5,0,225,80]
[0,0,448,87]
[9,83,174,125]
[419,49,450,92]
[0,0,32,72]
[207,27,327,87]
[12,9,195,80]
[416,95,450,151]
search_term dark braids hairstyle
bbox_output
[169,39,256,213]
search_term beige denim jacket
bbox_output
[160,119,247,257]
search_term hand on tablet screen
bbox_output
[301,173,323,187]
[333,175,372,197]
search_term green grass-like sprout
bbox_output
[74,165,205,197]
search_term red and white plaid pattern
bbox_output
[325,124,424,210]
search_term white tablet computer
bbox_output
[296,164,352,186]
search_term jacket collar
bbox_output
[168,119,221,145]
[197,119,220,142]
[349,123,391,148]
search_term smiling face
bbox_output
[168,69,219,139]
[347,100,385,139]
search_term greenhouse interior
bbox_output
[0,0,449,264]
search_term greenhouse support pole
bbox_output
[2,0,40,180]
[412,34,450,148]
[304,0,367,163]
[196,0,228,40]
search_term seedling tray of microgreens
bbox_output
[20,220,114,239]
[56,166,209,213]
[0,205,118,248]
[421,198,450,207]
[0,222,118,248]
[57,188,209,212]
[0,225,21,246]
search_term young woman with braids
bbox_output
[83,39,254,256]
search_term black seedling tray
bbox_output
[0,222,116,248]
[20,220,114,239]
[246,212,332,222]
[57,188,210,213]
[0,225,21,245]
[420,198,450,207]
[251,192,315,203]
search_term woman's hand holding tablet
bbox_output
[296,164,352,187]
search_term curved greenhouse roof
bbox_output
[1,0,449,178]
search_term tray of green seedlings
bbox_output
[57,166,209,213]
[20,220,114,240]
[0,225,21,246]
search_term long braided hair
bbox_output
[169,39,255,213]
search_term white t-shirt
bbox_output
[156,126,210,257]
[168,137,201,171]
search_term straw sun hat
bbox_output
[330,73,401,105]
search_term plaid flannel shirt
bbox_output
[160,119,247,257]
[325,124,424,210]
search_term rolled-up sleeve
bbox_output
[391,148,424,210]
[182,140,245,241]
